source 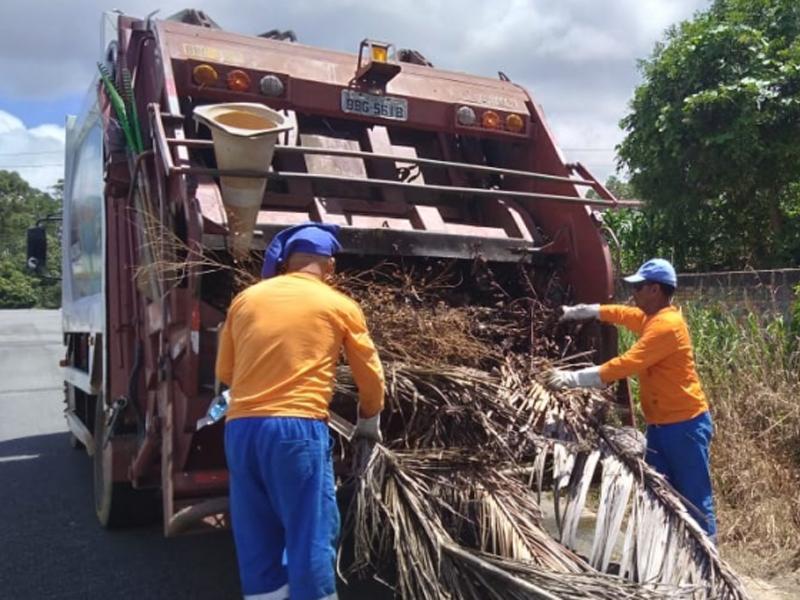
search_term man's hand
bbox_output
[544,367,604,390]
[354,412,382,442]
[559,304,600,322]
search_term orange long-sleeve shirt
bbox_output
[598,305,708,425]
[215,272,385,422]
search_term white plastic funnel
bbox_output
[193,103,293,259]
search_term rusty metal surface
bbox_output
[74,11,621,536]
[168,137,600,188]
[151,15,617,303]
[178,164,620,207]
[203,226,547,264]
[157,20,531,110]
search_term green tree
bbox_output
[598,176,670,273]
[0,258,38,307]
[618,0,800,271]
[0,170,62,308]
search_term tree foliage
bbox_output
[618,0,800,270]
[0,171,61,308]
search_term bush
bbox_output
[0,259,38,308]
[690,304,800,571]
[0,170,61,308]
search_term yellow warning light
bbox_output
[506,113,525,133]
[192,64,219,86]
[371,45,389,63]
[355,39,400,87]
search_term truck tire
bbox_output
[93,397,160,528]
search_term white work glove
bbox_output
[354,411,382,442]
[545,367,604,390]
[559,304,600,322]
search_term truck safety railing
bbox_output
[139,105,641,535]
[149,105,640,210]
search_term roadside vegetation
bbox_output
[616,0,800,271]
[691,304,800,571]
[0,170,61,308]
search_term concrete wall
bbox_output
[674,269,800,316]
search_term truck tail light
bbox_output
[481,110,501,129]
[192,64,219,86]
[506,113,525,133]
[226,69,251,92]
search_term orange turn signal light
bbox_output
[226,69,251,92]
[192,64,219,86]
[481,110,501,129]
[506,113,525,133]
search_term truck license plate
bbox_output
[341,90,408,121]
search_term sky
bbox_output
[0,0,710,192]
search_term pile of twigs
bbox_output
[134,206,751,598]
[337,260,561,366]
[330,261,751,599]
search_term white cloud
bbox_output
[0,110,64,192]
[0,111,25,134]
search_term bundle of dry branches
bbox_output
[130,205,750,598]
[329,262,751,599]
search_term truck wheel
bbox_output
[93,397,160,528]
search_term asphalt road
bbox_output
[0,310,241,599]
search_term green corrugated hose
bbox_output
[97,62,143,154]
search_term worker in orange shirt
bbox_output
[546,258,716,541]
[216,222,385,600]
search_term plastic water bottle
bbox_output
[196,390,230,430]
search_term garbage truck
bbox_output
[27,9,633,534]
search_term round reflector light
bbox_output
[506,113,525,133]
[456,106,477,126]
[481,110,501,129]
[192,64,219,86]
[226,69,251,92]
[259,74,285,97]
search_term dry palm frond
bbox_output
[327,262,751,598]
[335,357,751,599]
[590,453,635,572]
[123,213,751,597]
[341,441,719,599]
[131,200,258,296]
[459,549,705,600]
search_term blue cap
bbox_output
[261,222,342,278]
[623,258,677,288]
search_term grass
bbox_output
[620,300,800,574]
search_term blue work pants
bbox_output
[645,411,717,540]
[225,417,339,600]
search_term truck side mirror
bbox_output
[26,226,47,272]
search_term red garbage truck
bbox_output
[27,8,630,535]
